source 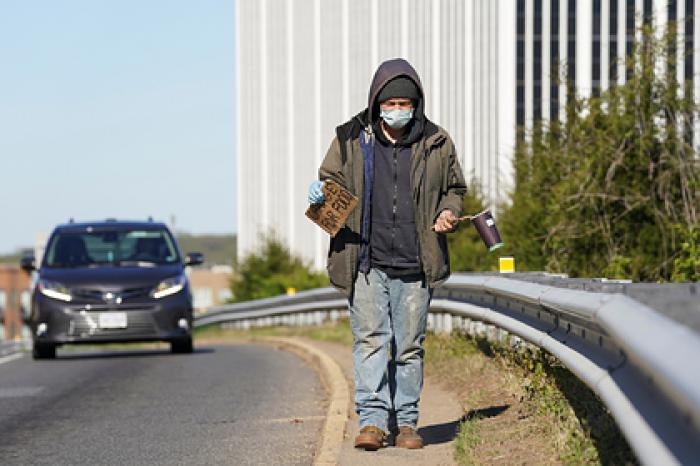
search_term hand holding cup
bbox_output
[433,209,459,233]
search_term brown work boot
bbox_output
[354,425,386,450]
[395,426,423,449]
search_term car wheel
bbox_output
[33,343,56,360]
[171,337,193,354]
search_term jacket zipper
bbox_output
[391,145,398,267]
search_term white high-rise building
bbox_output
[236,0,700,269]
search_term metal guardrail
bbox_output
[194,273,700,465]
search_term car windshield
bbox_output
[44,229,180,268]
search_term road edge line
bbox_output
[258,337,348,466]
[0,352,25,366]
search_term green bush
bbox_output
[672,226,700,281]
[229,233,328,302]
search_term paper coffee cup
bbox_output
[471,210,504,252]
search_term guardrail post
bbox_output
[330,310,339,322]
[486,324,497,343]
[427,313,435,332]
[474,321,486,339]
[444,314,453,334]
[242,320,251,330]
[467,320,476,337]
[452,316,462,333]
[496,328,508,345]
[434,313,442,333]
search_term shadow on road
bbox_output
[418,404,510,446]
[55,347,215,360]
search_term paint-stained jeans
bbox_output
[349,268,431,432]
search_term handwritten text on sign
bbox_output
[305,180,358,237]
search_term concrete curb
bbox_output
[253,337,349,465]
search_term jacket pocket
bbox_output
[327,227,360,290]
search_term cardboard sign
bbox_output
[305,180,358,236]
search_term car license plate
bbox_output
[98,312,127,329]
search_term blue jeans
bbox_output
[349,268,431,432]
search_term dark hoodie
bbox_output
[368,62,426,274]
[366,59,426,275]
[319,58,466,295]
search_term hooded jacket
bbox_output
[319,58,467,297]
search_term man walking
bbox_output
[308,58,466,450]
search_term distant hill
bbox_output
[0,253,22,265]
[175,234,237,266]
[0,248,32,265]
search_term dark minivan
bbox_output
[21,220,203,359]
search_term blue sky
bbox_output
[0,1,236,254]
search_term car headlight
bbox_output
[152,273,187,299]
[38,279,72,302]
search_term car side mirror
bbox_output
[20,256,36,273]
[185,252,204,267]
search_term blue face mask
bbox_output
[380,108,414,129]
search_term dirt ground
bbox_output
[425,336,563,465]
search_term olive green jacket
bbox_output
[319,116,467,297]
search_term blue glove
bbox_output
[308,180,325,204]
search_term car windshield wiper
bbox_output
[87,261,114,268]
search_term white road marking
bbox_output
[0,353,24,366]
[0,387,44,398]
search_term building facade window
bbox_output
[626,0,635,80]
[669,0,678,22]
[643,0,653,25]
[567,0,577,99]
[610,0,619,83]
[685,0,695,142]
[517,0,526,129]
[551,0,560,120]
[686,0,695,83]
[669,0,678,78]
[593,0,602,96]
[534,0,543,120]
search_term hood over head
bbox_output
[367,58,426,145]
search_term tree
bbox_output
[499,23,699,281]
[230,233,328,302]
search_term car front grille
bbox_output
[71,286,152,304]
[68,311,157,337]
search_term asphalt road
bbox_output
[0,344,326,465]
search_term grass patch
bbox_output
[454,415,481,466]
[194,319,353,346]
[521,351,636,465]
[427,332,637,465]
